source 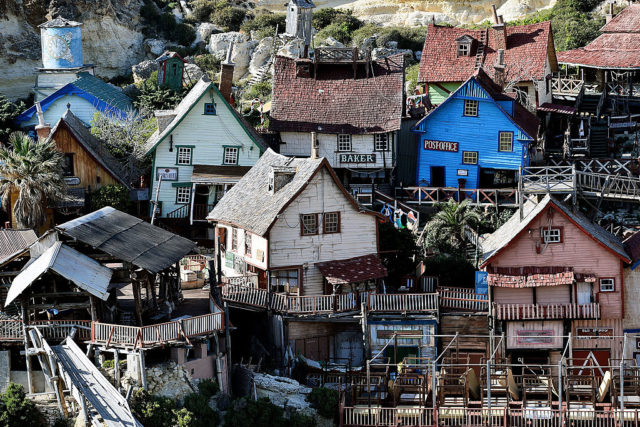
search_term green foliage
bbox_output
[0,383,46,427]
[197,379,219,399]
[351,24,426,51]
[224,398,286,427]
[0,95,25,143]
[191,0,218,22]
[174,23,197,46]
[405,63,420,94]
[140,0,195,46]
[379,221,422,289]
[423,199,482,255]
[212,7,247,32]
[174,408,196,427]
[314,9,363,45]
[183,393,219,427]
[91,185,131,212]
[194,54,222,79]
[476,207,515,235]
[241,11,286,39]
[52,418,71,427]
[0,132,66,230]
[306,387,339,420]
[243,81,272,101]
[133,72,187,112]
[422,253,476,286]
[131,390,177,426]
[289,412,317,427]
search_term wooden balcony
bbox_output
[439,287,488,312]
[493,303,600,320]
[368,293,439,313]
[0,320,95,342]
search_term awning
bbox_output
[538,103,577,115]
[192,165,251,184]
[487,266,574,288]
[316,254,387,285]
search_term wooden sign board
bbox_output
[575,327,614,340]
[424,140,459,152]
[516,330,554,345]
[339,154,376,163]
[377,330,423,340]
[156,167,178,181]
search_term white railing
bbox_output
[439,287,488,312]
[284,295,334,314]
[30,320,92,341]
[576,171,640,199]
[368,293,439,313]
[520,166,576,193]
[221,273,259,288]
[493,303,600,320]
[551,77,584,96]
[395,187,519,208]
[221,283,268,307]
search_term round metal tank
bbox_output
[39,18,83,69]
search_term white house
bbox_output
[144,76,267,224]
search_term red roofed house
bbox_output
[481,195,630,365]
[269,51,404,189]
[418,10,557,110]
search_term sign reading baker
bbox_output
[424,140,459,152]
[339,154,376,163]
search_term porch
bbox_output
[493,303,601,320]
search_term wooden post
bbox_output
[224,302,233,395]
[89,296,97,322]
[149,274,158,311]
[114,349,120,390]
[139,350,147,389]
[21,304,33,394]
[132,279,143,327]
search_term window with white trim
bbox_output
[177,147,192,165]
[301,214,318,235]
[231,228,238,251]
[464,100,478,117]
[337,134,352,152]
[542,228,562,243]
[457,43,470,57]
[270,269,299,293]
[600,278,615,292]
[223,147,239,165]
[462,151,478,165]
[374,134,389,151]
[176,187,191,204]
[499,132,513,152]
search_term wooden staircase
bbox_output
[474,29,487,70]
[247,28,283,88]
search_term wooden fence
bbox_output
[494,303,601,320]
[0,320,92,341]
[439,287,488,312]
[395,187,519,208]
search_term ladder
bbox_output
[247,26,283,88]
[474,29,487,70]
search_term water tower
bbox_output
[285,0,315,50]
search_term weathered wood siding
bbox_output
[23,96,97,127]
[52,124,122,190]
[506,320,564,350]
[439,314,489,353]
[427,82,460,105]
[493,287,533,305]
[415,78,532,189]
[537,285,570,305]
[279,131,394,171]
[487,206,624,319]
[623,267,640,330]
[571,318,623,361]
[269,168,378,295]
[150,88,262,217]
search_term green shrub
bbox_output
[316,22,353,45]
[0,95,25,142]
[131,389,177,426]
[0,383,46,427]
[243,81,272,101]
[312,8,362,32]
[212,7,247,32]
[194,54,221,75]
[91,185,131,212]
[175,23,196,46]
[175,408,196,427]
[191,0,218,22]
[306,387,339,420]
[197,379,219,398]
[102,359,127,370]
[183,392,219,427]
[289,411,317,427]
[351,24,426,51]
[405,63,420,94]
[241,11,286,39]
[224,398,286,427]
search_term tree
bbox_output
[0,132,66,230]
[0,95,25,143]
[0,383,46,426]
[423,199,482,254]
[91,184,131,212]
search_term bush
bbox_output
[224,398,286,427]
[422,253,476,286]
[175,408,196,427]
[0,383,46,427]
[241,11,286,39]
[306,387,339,420]
[197,379,219,398]
[289,411,316,427]
[405,63,420,94]
[131,389,177,426]
[175,23,196,46]
[243,81,272,101]
[91,185,131,211]
[191,0,217,22]
[0,95,25,143]
[183,393,219,427]
[211,7,247,32]
[316,22,354,45]
[194,54,221,76]
[351,24,426,51]
[312,8,362,32]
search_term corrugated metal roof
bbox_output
[0,229,37,266]
[56,207,196,273]
[5,242,112,306]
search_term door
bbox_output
[193,185,210,220]
[431,166,445,187]
[576,282,592,305]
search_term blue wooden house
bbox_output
[412,70,539,189]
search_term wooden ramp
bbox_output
[29,329,141,427]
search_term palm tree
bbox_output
[0,132,66,230]
[424,199,482,254]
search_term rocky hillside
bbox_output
[0,0,146,99]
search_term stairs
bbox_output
[474,29,487,70]
[248,61,272,87]
[579,94,600,116]
[589,121,609,157]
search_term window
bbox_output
[176,187,191,204]
[270,269,299,293]
[176,146,192,165]
[223,147,239,165]
[463,100,478,117]
[600,278,615,292]
[542,228,562,243]
[204,103,216,115]
[323,212,340,234]
[337,134,352,152]
[300,213,318,235]
[462,151,478,165]
[231,228,238,251]
[245,231,252,256]
[374,134,389,151]
[457,43,470,57]
[499,132,513,152]
[62,153,74,176]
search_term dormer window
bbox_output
[456,35,474,57]
[269,165,297,194]
[457,43,469,56]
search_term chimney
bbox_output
[34,102,51,141]
[491,4,499,25]
[606,3,615,23]
[310,132,319,159]
[219,42,235,105]
[491,5,507,51]
[494,48,506,89]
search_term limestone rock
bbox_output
[132,60,159,83]
[208,32,249,60]
[249,37,273,77]
[184,63,205,84]
[145,39,166,57]
[277,39,305,59]
[208,32,258,79]
[322,36,345,48]
[194,23,221,47]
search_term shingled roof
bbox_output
[269,54,404,134]
[0,230,37,267]
[48,109,129,188]
[481,195,629,266]
[601,4,640,33]
[418,21,556,83]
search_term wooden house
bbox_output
[481,195,631,364]
[156,51,186,91]
[412,69,538,189]
[269,53,404,190]
[622,231,640,362]
[418,12,557,109]
[208,149,388,362]
[285,0,315,47]
[144,75,267,241]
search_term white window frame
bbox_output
[270,269,299,293]
[464,100,478,117]
[176,187,191,204]
[462,151,478,165]
[600,278,615,292]
[223,147,239,165]
[337,134,352,152]
[499,132,514,152]
[542,228,561,244]
[374,134,389,151]
[177,147,192,165]
[457,43,470,57]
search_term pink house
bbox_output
[481,195,630,365]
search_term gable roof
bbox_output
[601,4,640,33]
[48,109,129,188]
[269,54,404,134]
[481,195,630,266]
[207,149,376,236]
[412,69,539,140]
[156,51,187,63]
[5,242,112,306]
[144,77,267,155]
[418,21,555,84]
[16,72,133,124]
[0,230,37,267]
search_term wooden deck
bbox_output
[493,303,600,320]
[394,187,519,208]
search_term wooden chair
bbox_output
[393,373,428,406]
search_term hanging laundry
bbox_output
[407,211,418,230]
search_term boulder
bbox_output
[372,47,414,62]
[194,23,221,47]
[207,32,249,60]
[208,32,257,79]
[145,39,166,57]
[277,39,305,59]
[249,37,273,77]
[322,36,345,48]
[184,63,205,84]
[132,59,159,83]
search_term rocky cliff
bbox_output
[0,0,146,100]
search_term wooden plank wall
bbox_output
[439,314,489,354]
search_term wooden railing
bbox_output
[220,283,268,308]
[520,165,576,194]
[192,204,216,221]
[0,320,25,340]
[439,287,488,312]
[0,320,93,341]
[577,171,640,199]
[166,204,189,219]
[368,293,439,313]
[493,303,600,320]
[395,187,519,208]
[551,77,584,96]
[221,273,259,287]
[315,47,369,63]
[548,158,638,176]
